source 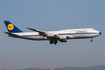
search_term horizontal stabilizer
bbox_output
[4,32,18,37]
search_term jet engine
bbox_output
[47,33,58,38]
[58,36,67,42]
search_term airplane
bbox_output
[4,21,101,45]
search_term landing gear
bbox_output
[91,38,93,42]
[49,40,58,45]
[54,40,57,45]
[50,40,54,44]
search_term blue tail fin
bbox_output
[4,21,23,33]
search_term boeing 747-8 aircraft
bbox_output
[4,21,101,45]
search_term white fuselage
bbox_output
[8,28,101,41]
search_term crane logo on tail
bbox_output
[7,24,14,30]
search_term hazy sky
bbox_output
[0,0,105,70]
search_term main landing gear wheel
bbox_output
[50,40,54,44]
[49,40,58,45]
[91,38,93,42]
[54,40,57,45]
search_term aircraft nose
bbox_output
[100,32,101,35]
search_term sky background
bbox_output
[0,0,105,70]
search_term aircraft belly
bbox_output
[71,34,99,39]
[21,36,47,40]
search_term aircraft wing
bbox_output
[27,27,46,36]
[27,28,44,33]
[27,27,59,38]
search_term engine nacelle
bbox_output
[59,36,67,42]
[59,36,67,39]
[47,33,57,37]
